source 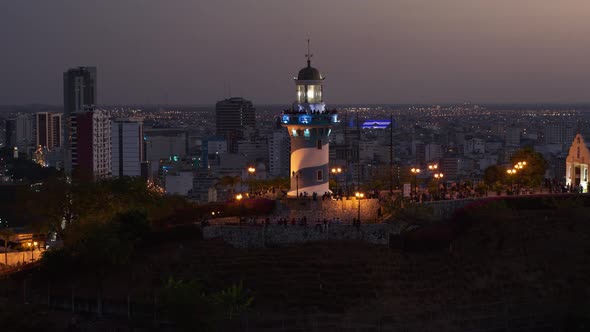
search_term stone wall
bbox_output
[279,198,381,222]
[0,249,44,267]
[203,223,405,248]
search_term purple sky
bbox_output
[2,0,590,105]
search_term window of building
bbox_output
[577,147,580,158]
[317,170,323,181]
[317,139,322,149]
[292,129,297,137]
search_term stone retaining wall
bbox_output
[0,249,44,267]
[279,198,381,222]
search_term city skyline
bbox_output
[2,1,590,105]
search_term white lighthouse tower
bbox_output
[281,42,338,197]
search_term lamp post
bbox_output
[410,168,421,194]
[331,167,342,196]
[247,166,256,196]
[355,192,364,223]
[513,161,526,193]
[507,169,516,194]
[433,172,444,199]
[292,171,299,197]
[236,194,243,222]
[428,164,438,172]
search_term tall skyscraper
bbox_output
[71,110,111,179]
[35,112,62,150]
[63,66,97,174]
[215,97,255,152]
[280,50,338,196]
[112,118,144,177]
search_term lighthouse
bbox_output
[281,43,338,197]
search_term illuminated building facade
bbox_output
[281,51,338,196]
[566,133,589,192]
[72,110,111,179]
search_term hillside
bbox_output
[2,201,590,331]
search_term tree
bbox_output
[510,146,548,188]
[483,165,507,187]
[0,228,14,266]
[56,209,150,317]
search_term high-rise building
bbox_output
[15,114,34,150]
[112,119,144,177]
[215,97,255,152]
[35,112,62,150]
[281,52,338,196]
[4,119,16,148]
[268,130,290,177]
[63,66,97,174]
[71,110,111,179]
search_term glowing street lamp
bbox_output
[26,241,38,261]
[428,164,438,171]
[433,172,444,198]
[355,192,364,223]
[410,168,421,193]
[507,168,517,193]
[331,167,342,194]
[247,167,256,195]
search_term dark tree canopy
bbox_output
[510,146,548,187]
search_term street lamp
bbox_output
[513,161,526,193]
[292,171,299,197]
[433,172,444,198]
[236,194,243,222]
[331,167,342,195]
[247,167,256,195]
[27,241,37,261]
[355,192,364,223]
[428,164,438,171]
[507,169,517,193]
[410,168,421,193]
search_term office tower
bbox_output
[5,119,16,148]
[63,66,97,174]
[35,112,62,150]
[280,52,338,196]
[215,97,255,152]
[112,118,144,177]
[14,114,34,150]
[268,130,290,177]
[71,110,111,179]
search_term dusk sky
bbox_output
[2,1,590,105]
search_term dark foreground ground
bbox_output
[1,202,590,331]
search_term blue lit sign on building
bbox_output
[299,115,311,124]
[282,115,290,124]
[362,120,393,129]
